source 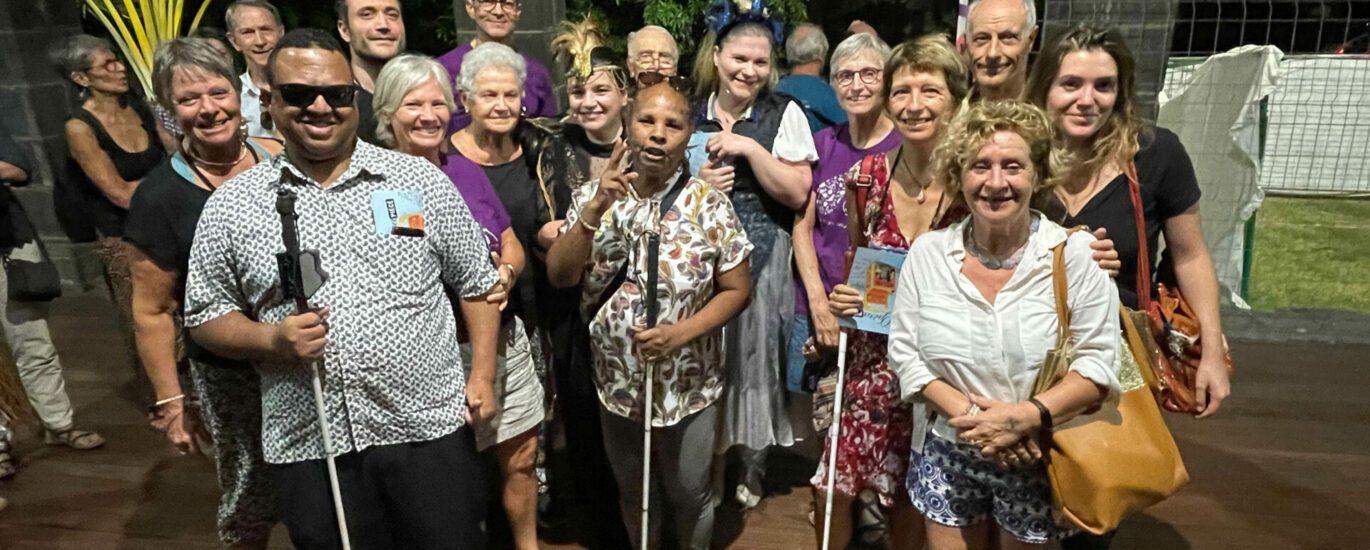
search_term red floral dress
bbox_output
[811,151,967,507]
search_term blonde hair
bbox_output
[691,24,780,100]
[884,34,969,106]
[373,54,455,148]
[935,100,1065,199]
[1027,25,1144,171]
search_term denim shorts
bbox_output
[909,434,1064,544]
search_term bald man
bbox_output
[627,25,679,78]
[963,0,1038,101]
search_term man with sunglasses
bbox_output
[335,0,406,142]
[437,0,558,131]
[184,29,503,549]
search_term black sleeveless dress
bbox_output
[68,99,165,237]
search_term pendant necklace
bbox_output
[893,148,930,204]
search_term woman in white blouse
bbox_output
[888,100,1122,548]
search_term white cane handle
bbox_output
[820,330,849,550]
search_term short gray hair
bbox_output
[373,54,455,148]
[627,25,678,58]
[785,23,828,66]
[967,0,1038,35]
[829,31,891,77]
[225,0,282,33]
[49,34,113,79]
[152,37,241,110]
[457,42,526,96]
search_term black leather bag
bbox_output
[4,190,62,302]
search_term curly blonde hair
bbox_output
[935,100,1065,199]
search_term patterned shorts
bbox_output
[909,435,1062,544]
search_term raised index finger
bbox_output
[607,140,629,171]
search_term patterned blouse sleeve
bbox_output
[701,183,752,273]
[184,192,247,327]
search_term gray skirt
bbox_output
[460,316,545,451]
[715,229,796,452]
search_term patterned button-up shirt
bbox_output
[184,140,499,464]
[562,173,752,426]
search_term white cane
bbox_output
[640,357,654,550]
[277,186,352,549]
[309,362,351,550]
[820,330,849,550]
[640,198,663,550]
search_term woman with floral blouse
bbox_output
[547,80,751,550]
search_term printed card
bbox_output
[370,190,425,236]
[838,247,908,335]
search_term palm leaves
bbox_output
[81,0,213,101]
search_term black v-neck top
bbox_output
[1040,127,1202,309]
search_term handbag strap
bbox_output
[1050,238,1072,350]
[843,151,884,275]
[1124,161,1152,310]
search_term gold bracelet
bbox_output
[578,216,601,232]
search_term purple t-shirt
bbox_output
[795,122,902,315]
[436,43,559,132]
[440,153,510,255]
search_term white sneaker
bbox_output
[735,484,761,510]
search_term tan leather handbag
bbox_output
[1032,239,1190,535]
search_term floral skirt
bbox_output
[809,331,913,507]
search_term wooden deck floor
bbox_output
[1,295,1367,549]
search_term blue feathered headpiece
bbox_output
[705,0,784,45]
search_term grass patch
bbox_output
[1247,196,1370,313]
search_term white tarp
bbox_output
[1260,56,1370,193]
[1158,45,1282,309]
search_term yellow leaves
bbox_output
[82,0,210,102]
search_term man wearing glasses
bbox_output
[626,25,679,78]
[437,0,559,131]
[226,0,285,138]
[184,29,502,548]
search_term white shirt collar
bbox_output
[240,72,261,97]
[704,92,755,123]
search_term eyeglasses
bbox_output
[473,0,520,12]
[635,71,691,93]
[275,84,358,109]
[634,52,677,70]
[86,58,124,73]
[834,68,882,87]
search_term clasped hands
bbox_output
[949,394,1046,469]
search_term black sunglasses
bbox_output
[634,71,692,94]
[276,84,358,109]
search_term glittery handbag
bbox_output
[1123,163,1232,413]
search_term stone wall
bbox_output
[450,0,567,112]
[0,0,101,291]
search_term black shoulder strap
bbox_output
[73,109,115,150]
[592,170,692,316]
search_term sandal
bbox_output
[0,438,15,479]
[44,428,106,451]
